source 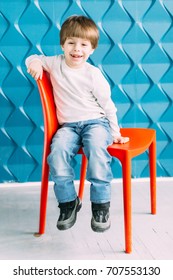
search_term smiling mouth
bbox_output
[71,54,83,58]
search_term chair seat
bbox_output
[79,128,155,159]
[108,128,155,158]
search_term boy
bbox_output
[26,15,129,233]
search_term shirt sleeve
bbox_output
[25,54,55,73]
[92,68,121,140]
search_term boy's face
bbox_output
[61,37,94,69]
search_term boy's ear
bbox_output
[61,45,64,51]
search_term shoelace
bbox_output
[93,209,109,223]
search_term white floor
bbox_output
[0,178,173,260]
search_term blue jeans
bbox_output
[47,118,113,203]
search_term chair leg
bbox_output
[78,154,88,200]
[122,156,132,253]
[35,161,49,236]
[149,138,156,214]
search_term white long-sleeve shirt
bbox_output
[25,54,121,140]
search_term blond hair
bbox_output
[60,15,99,49]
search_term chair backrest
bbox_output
[37,71,59,143]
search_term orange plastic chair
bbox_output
[35,71,156,253]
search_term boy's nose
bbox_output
[74,43,81,51]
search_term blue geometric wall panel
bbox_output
[0,0,173,183]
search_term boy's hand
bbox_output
[27,60,43,80]
[113,136,129,144]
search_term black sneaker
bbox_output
[57,197,82,230]
[91,202,111,232]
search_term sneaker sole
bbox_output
[91,218,111,233]
[57,199,82,231]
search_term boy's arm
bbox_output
[27,60,43,80]
[93,69,129,144]
[25,55,54,80]
[105,104,129,144]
